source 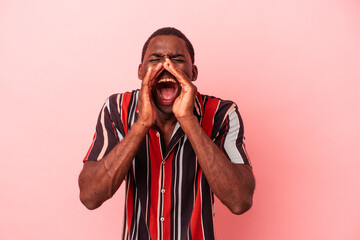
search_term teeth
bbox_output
[158,78,177,84]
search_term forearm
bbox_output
[178,116,255,214]
[79,121,150,210]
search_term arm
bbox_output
[78,64,162,210]
[79,122,150,210]
[164,58,255,215]
[177,116,255,215]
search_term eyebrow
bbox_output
[170,54,185,58]
[150,53,163,58]
[150,53,185,58]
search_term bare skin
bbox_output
[79,35,255,214]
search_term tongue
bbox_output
[160,87,176,100]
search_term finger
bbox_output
[142,66,153,90]
[163,58,191,87]
[148,63,163,87]
[142,63,162,89]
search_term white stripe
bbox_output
[132,159,136,180]
[223,108,244,164]
[171,122,180,139]
[116,129,124,141]
[114,95,124,141]
[107,97,124,142]
[177,136,186,240]
[135,201,141,239]
[130,91,139,126]
[117,94,121,114]
[106,98,111,115]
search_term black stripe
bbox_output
[87,105,105,160]
[131,189,138,239]
[201,176,215,240]
[129,171,136,239]
[234,108,250,165]
[214,116,231,161]
[181,138,197,239]
[123,173,131,240]
[211,100,233,139]
[127,91,136,129]
[137,212,150,239]
[108,93,126,138]
[102,106,118,158]
[134,137,150,237]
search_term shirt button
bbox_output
[161,189,165,193]
[156,132,160,137]
[162,160,165,165]
[160,217,164,221]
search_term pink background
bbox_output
[1,0,359,239]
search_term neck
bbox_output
[155,108,177,128]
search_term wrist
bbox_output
[176,115,198,127]
[133,120,152,132]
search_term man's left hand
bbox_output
[163,58,197,120]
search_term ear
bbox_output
[191,65,198,81]
[138,64,143,80]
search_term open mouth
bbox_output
[155,75,179,105]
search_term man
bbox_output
[79,27,255,240]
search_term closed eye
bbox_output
[149,59,161,62]
[171,59,185,63]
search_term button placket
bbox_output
[160,145,166,225]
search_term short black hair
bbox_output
[141,27,195,63]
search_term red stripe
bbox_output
[162,151,174,240]
[196,92,204,115]
[121,92,132,135]
[148,129,162,240]
[83,132,96,161]
[190,97,220,239]
[190,168,204,240]
[126,175,134,239]
[202,97,220,137]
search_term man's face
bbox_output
[139,35,197,114]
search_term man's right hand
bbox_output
[137,63,163,128]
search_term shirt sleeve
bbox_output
[83,96,123,162]
[213,103,251,166]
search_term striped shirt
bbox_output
[83,90,250,240]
